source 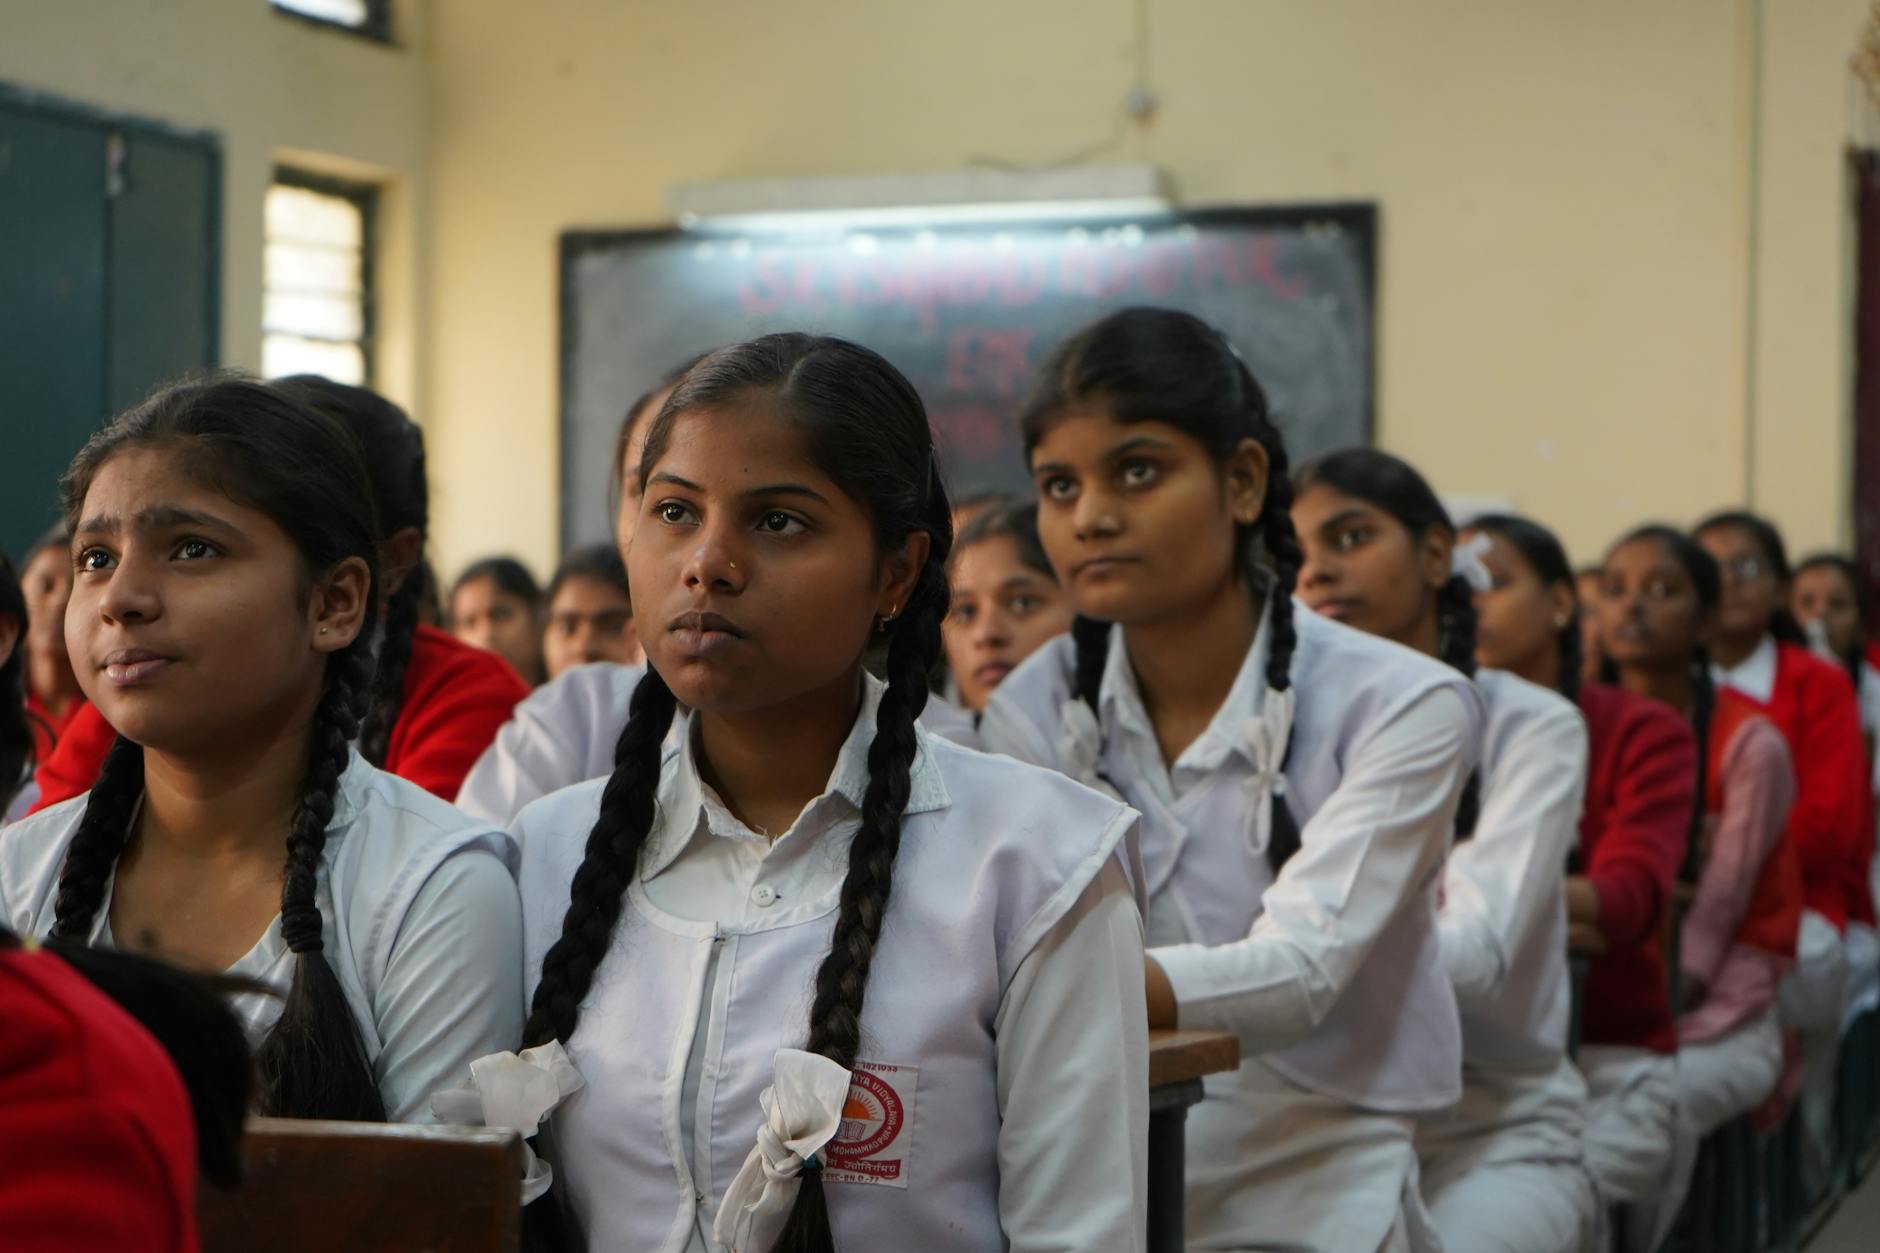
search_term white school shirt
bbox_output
[0,752,525,1122]
[1439,669,1588,1070]
[457,661,981,827]
[980,600,1482,1111]
[511,678,1147,1252]
[1712,634,1778,703]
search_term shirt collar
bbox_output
[1713,633,1778,705]
[641,674,950,880]
[1096,594,1274,774]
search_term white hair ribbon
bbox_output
[430,1041,586,1204]
[1450,531,1495,593]
[713,1049,854,1253]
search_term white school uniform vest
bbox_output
[1450,669,1583,1070]
[0,753,517,1087]
[984,602,1478,1111]
[513,726,1137,1252]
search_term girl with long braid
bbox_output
[979,309,1481,1253]
[1595,526,1801,1235]
[0,376,523,1122]
[1286,452,1594,1253]
[482,335,1146,1250]
[29,377,530,810]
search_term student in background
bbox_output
[480,334,1145,1250]
[18,527,84,763]
[982,309,1479,1252]
[942,499,1073,714]
[0,377,522,1123]
[450,556,546,685]
[0,555,36,820]
[1291,454,1593,1253]
[1577,565,1607,691]
[1695,511,1872,1183]
[542,544,638,677]
[1597,526,1800,1232]
[29,378,530,808]
[1468,513,1695,1246]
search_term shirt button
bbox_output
[751,884,779,907]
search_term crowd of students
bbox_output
[1,306,1876,1253]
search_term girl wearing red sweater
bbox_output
[1468,514,1696,1246]
[29,380,527,810]
[1696,510,1873,1184]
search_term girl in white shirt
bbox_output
[980,307,1481,1253]
[0,377,522,1122]
[492,334,1146,1252]
[1289,451,1594,1253]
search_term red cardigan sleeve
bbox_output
[1782,654,1868,911]
[26,702,118,814]
[1588,700,1697,947]
[381,626,531,802]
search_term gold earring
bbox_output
[320,626,330,635]
[879,604,898,633]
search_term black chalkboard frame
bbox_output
[557,201,1377,555]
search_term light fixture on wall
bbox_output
[667,164,1172,234]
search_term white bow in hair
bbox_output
[430,1041,585,1204]
[1450,531,1495,593]
[713,1049,853,1253]
[1239,686,1296,856]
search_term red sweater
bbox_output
[0,944,198,1253]
[23,692,85,769]
[1576,682,1697,1053]
[1736,644,1873,930]
[29,625,527,810]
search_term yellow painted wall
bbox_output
[0,0,430,411]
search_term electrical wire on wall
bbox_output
[968,0,1158,173]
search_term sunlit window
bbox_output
[263,171,375,385]
[271,0,389,40]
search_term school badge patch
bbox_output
[823,1059,917,1188]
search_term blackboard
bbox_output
[559,203,1375,550]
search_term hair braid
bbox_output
[357,573,419,766]
[771,561,945,1253]
[50,735,147,939]
[1558,611,1584,706]
[523,667,678,1048]
[1434,574,1482,839]
[1681,646,1716,888]
[1254,424,1305,873]
[255,642,386,1121]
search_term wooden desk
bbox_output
[198,1117,524,1253]
[1148,1028,1241,1253]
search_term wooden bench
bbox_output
[198,1117,524,1253]
[1148,1027,1241,1253]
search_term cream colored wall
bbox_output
[430,0,1870,578]
[0,0,429,411]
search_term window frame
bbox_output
[269,0,392,44]
[265,165,379,386]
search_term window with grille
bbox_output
[271,0,391,41]
[263,170,375,385]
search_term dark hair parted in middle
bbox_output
[950,498,1054,582]
[274,375,430,769]
[1468,512,1584,704]
[522,333,952,1253]
[1292,447,1480,838]
[51,374,388,1122]
[546,542,631,606]
[1019,306,1305,869]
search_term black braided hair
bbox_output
[1467,513,1584,704]
[515,336,953,1253]
[1021,308,1304,871]
[1294,448,1481,840]
[0,551,35,812]
[274,376,429,768]
[53,374,388,1121]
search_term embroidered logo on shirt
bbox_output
[823,1059,917,1188]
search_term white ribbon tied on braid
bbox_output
[713,1049,853,1253]
[1240,685,1296,857]
[430,1042,584,1204]
[1450,531,1495,593]
[1054,698,1127,803]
